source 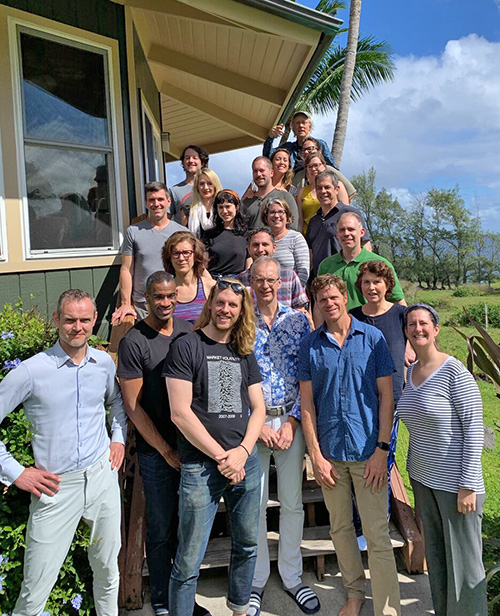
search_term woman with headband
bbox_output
[397,303,487,616]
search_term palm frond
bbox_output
[298,36,395,115]
[315,0,346,14]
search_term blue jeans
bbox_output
[138,449,180,614]
[169,451,261,615]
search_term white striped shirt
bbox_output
[397,356,485,494]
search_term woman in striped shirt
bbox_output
[397,304,487,616]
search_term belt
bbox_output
[265,401,295,416]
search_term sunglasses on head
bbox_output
[216,279,245,295]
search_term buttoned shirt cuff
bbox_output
[110,428,126,446]
[1,457,25,487]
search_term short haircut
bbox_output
[310,274,347,299]
[315,169,339,188]
[337,210,364,229]
[145,181,168,196]
[181,144,209,169]
[250,256,281,278]
[162,230,207,278]
[260,197,294,227]
[252,156,272,170]
[57,289,96,316]
[145,271,176,295]
[355,261,395,299]
[247,228,275,244]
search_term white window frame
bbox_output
[140,93,163,184]
[8,16,123,259]
[0,129,7,262]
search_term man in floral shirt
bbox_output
[247,257,318,616]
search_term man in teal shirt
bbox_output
[317,211,406,312]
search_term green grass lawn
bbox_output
[396,284,500,612]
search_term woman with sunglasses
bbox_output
[187,168,223,238]
[261,198,310,288]
[397,304,487,616]
[204,190,251,278]
[162,231,215,323]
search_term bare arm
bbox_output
[362,240,373,252]
[396,298,407,306]
[111,255,137,324]
[121,378,180,469]
[167,377,226,460]
[363,375,393,492]
[300,380,339,489]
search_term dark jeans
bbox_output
[169,451,261,616]
[138,449,180,615]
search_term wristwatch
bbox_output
[376,441,390,451]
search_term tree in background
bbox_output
[281,1,394,152]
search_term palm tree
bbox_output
[331,0,362,166]
[282,1,394,166]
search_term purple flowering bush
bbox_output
[0,303,95,614]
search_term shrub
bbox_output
[449,303,500,328]
[0,303,95,615]
[452,285,486,297]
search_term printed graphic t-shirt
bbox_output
[163,329,262,462]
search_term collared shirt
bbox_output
[254,303,311,421]
[298,317,395,462]
[237,267,309,309]
[305,203,371,276]
[0,341,127,485]
[317,246,405,311]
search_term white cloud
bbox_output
[167,34,500,231]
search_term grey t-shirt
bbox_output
[121,218,185,303]
[242,188,299,231]
[169,180,193,224]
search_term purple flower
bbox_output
[0,554,7,567]
[4,358,21,370]
[71,594,83,610]
[1,331,14,340]
[0,574,5,591]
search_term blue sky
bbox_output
[166,0,500,232]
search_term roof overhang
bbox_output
[115,0,342,159]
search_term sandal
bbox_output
[247,588,264,616]
[284,585,320,614]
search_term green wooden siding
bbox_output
[1,0,137,218]
[0,265,120,339]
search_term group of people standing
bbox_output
[0,110,487,616]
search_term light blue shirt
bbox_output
[254,303,311,421]
[0,341,127,485]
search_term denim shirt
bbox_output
[254,303,311,421]
[298,317,395,461]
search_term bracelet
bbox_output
[239,443,250,457]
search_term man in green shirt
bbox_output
[317,211,406,312]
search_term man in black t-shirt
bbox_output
[165,279,266,616]
[117,271,209,616]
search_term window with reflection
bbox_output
[19,29,118,254]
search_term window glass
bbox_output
[18,28,118,255]
[21,32,109,146]
[25,146,113,250]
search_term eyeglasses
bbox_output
[217,279,245,294]
[268,209,286,217]
[251,277,280,286]
[171,249,194,259]
[302,146,318,153]
[307,163,324,171]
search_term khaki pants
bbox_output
[322,460,400,616]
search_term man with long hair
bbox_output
[164,279,266,616]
